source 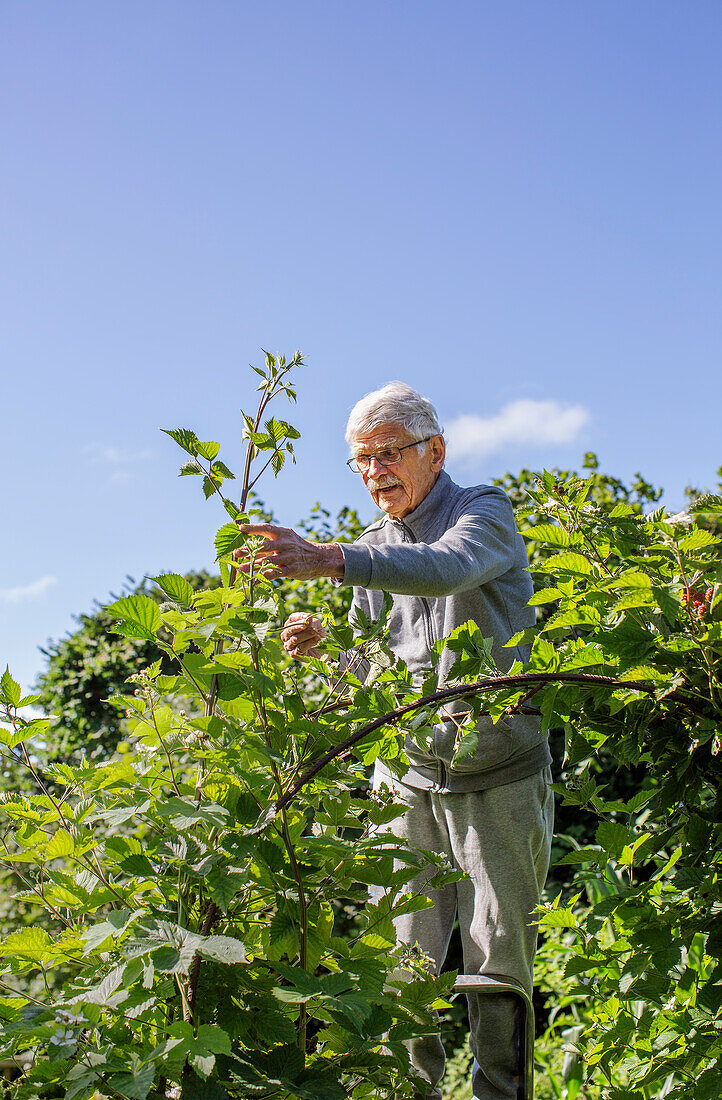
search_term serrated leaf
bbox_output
[197,935,247,965]
[46,829,74,859]
[152,573,195,609]
[163,428,199,456]
[617,665,663,683]
[107,595,161,638]
[687,492,722,516]
[528,587,564,606]
[1,926,54,963]
[215,522,244,559]
[523,523,571,547]
[203,476,219,499]
[555,847,603,866]
[205,867,246,913]
[108,1062,155,1100]
[539,907,577,929]
[257,1043,304,1081]
[452,728,478,764]
[196,440,220,461]
[179,460,204,476]
[211,460,235,480]
[530,637,559,670]
[1,667,21,707]
[678,527,721,551]
[596,820,631,860]
[534,552,594,576]
[181,1076,229,1100]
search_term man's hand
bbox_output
[281,613,327,659]
[233,524,345,582]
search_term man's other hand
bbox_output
[281,613,327,659]
[233,524,345,581]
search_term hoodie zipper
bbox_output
[397,520,446,785]
[396,520,437,654]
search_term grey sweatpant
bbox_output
[370,766,554,1100]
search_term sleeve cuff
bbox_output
[339,543,373,588]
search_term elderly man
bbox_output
[239,382,553,1100]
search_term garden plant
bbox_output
[0,353,720,1098]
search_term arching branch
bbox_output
[276,671,701,812]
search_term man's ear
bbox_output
[430,434,446,471]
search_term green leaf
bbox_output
[523,523,571,547]
[678,527,720,552]
[156,797,229,830]
[166,1022,231,1080]
[264,417,300,444]
[152,573,195,608]
[179,459,204,476]
[196,440,220,461]
[687,492,722,515]
[205,867,246,913]
[1,926,54,963]
[181,1076,229,1100]
[46,829,74,859]
[452,728,478,764]
[539,906,578,929]
[203,475,219,499]
[107,595,161,639]
[611,590,656,611]
[541,606,601,632]
[108,1062,155,1100]
[1,666,21,707]
[197,935,247,965]
[534,552,594,576]
[257,1043,305,1080]
[163,428,200,456]
[529,637,559,671]
[596,820,632,860]
[211,460,235,480]
[215,522,244,559]
[528,587,564,606]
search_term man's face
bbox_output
[351,424,445,520]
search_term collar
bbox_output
[390,469,454,538]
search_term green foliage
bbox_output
[511,470,722,1097]
[440,1042,473,1099]
[0,351,460,1100]
[33,571,220,768]
[3,352,719,1096]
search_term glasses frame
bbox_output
[346,436,433,474]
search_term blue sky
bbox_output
[2,1,721,690]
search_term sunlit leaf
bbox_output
[152,573,195,609]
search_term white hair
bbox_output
[345,382,443,453]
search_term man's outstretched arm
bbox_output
[233,523,345,581]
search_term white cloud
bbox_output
[81,443,154,484]
[445,399,590,462]
[0,575,58,605]
[83,444,153,465]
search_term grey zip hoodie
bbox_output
[339,469,551,792]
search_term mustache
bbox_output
[367,476,401,492]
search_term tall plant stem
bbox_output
[185,901,220,1024]
[280,809,309,1052]
[203,362,295,721]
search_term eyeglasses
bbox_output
[346,436,433,474]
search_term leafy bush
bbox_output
[0,353,461,1099]
[512,473,722,1097]
[1,354,719,1097]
